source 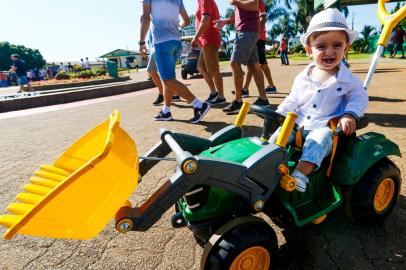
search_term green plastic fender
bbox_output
[331,132,401,186]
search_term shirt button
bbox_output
[317,89,321,93]
[313,104,317,108]
[307,116,311,120]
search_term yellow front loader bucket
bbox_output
[0,111,139,240]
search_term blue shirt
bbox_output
[143,0,185,44]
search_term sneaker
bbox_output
[205,92,218,102]
[265,86,277,94]
[153,95,164,106]
[208,96,226,105]
[222,100,243,114]
[172,95,181,101]
[153,110,173,121]
[190,102,210,124]
[231,89,249,98]
[252,97,270,107]
[292,170,309,192]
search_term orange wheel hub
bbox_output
[374,178,395,212]
[230,246,270,270]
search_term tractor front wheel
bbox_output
[201,216,278,270]
[350,158,401,224]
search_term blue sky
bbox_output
[0,0,399,62]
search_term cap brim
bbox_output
[300,28,358,47]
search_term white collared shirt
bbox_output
[276,62,368,130]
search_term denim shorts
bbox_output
[231,31,259,65]
[269,126,333,168]
[147,52,157,72]
[154,40,182,80]
[17,76,29,85]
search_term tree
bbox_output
[0,42,46,70]
[283,0,348,34]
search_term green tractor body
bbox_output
[176,130,401,243]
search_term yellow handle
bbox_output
[276,112,297,148]
[234,102,250,127]
[377,0,406,46]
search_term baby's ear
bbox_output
[305,46,312,57]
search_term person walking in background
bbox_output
[10,54,33,93]
[242,0,277,95]
[191,0,226,105]
[279,35,289,65]
[215,0,270,114]
[390,25,405,59]
[84,57,91,70]
[140,0,210,123]
[59,63,67,72]
[146,29,180,106]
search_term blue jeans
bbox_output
[154,40,182,80]
[269,126,333,168]
[17,76,29,85]
[280,50,289,65]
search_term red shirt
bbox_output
[259,0,266,40]
[235,1,260,32]
[280,39,287,51]
[195,0,221,47]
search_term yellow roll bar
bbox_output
[377,0,406,46]
[276,112,298,148]
[234,102,250,127]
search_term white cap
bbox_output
[300,8,358,47]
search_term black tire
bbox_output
[181,69,187,80]
[202,216,278,270]
[350,158,401,224]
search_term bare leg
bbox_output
[211,70,224,98]
[260,64,275,87]
[296,161,316,175]
[243,68,253,90]
[231,61,244,102]
[162,79,195,106]
[198,65,216,94]
[148,70,163,95]
[249,63,266,100]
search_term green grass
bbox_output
[289,52,375,61]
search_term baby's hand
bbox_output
[339,114,356,135]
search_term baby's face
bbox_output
[306,31,349,71]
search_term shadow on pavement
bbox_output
[365,113,406,128]
[369,96,405,103]
[352,68,405,74]
[278,194,406,269]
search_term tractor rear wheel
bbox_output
[350,158,401,224]
[201,216,278,270]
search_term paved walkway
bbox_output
[0,59,405,270]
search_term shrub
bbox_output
[78,70,94,79]
[55,71,70,80]
[95,69,107,76]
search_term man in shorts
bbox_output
[216,0,269,114]
[191,0,226,105]
[10,54,33,93]
[242,0,277,96]
[146,31,180,105]
[140,0,210,123]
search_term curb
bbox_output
[0,80,155,113]
[32,76,131,91]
